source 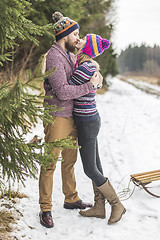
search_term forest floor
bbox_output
[119,74,160,86]
[118,74,160,97]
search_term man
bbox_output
[39,12,102,228]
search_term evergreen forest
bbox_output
[117,44,160,77]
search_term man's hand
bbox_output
[90,71,103,88]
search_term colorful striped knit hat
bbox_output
[73,34,110,71]
[52,12,79,41]
[81,34,110,58]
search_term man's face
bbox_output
[65,29,80,52]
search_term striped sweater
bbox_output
[68,61,99,121]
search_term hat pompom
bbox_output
[52,11,64,23]
[102,39,110,49]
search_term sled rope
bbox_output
[105,179,136,204]
[117,179,136,201]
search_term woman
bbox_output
[68,34,126,224]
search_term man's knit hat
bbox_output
[81,34,110,58]
[52,12,79,41]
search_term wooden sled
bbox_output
[130,169,160,198]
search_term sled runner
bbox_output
[130,169,160,198]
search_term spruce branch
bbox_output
[0,56,78,185]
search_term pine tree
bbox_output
[0,0,77,186]
[0,0,44,65]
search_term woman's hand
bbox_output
[97,72,103,88]
[90,71,103,88]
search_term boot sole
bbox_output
[40,219,54,228]
[79,212,106,219]
[108,208,126,224]
[64,205,86,210]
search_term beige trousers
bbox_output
[39,117,79,212]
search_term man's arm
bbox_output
[46,55,94,101]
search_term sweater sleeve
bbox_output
[69,62,96,86]
[46,53,94,101]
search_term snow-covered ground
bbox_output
[11,77,160,239]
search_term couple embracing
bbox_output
[39,11,126,228]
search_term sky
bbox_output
[112,0,160,53]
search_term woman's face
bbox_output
[75,36,86,50]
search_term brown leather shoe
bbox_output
[39,211,54,228]
[64,199,92,210]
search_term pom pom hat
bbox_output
[81,34,110,58]
[73,34,110,71]
[52,11,79,41]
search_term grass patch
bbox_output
[0,210,16,240]
[0,190,28,200]
[119,74,160,85]
[0,190,29,239]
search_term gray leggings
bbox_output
[75,118,107,187]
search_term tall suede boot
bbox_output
[79,182,106,219]
[98,179,126,224]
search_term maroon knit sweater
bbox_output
[44,41,94,117]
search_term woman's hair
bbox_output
[78,53,100,71]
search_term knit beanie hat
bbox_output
[52,12,79,41]
[81,34,110,58]
[73,34,110,71]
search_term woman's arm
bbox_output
[69,61,96,85]
[69,61,103,88]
